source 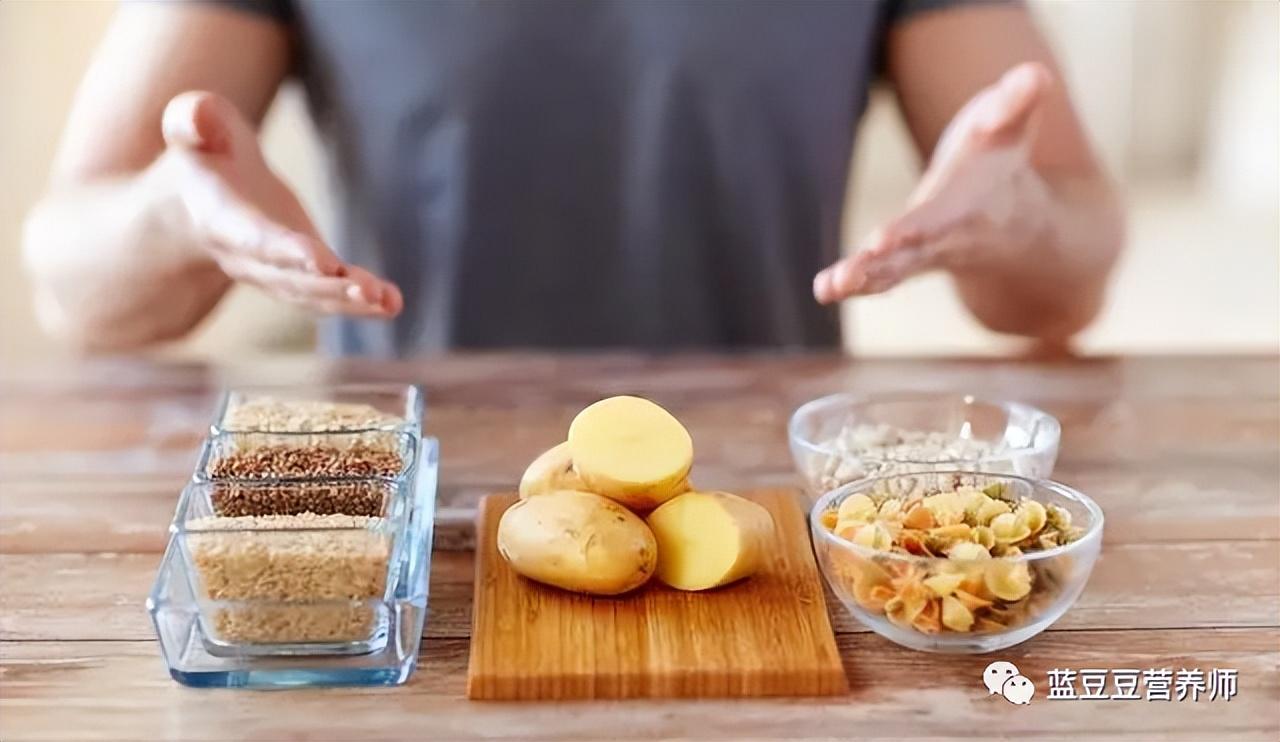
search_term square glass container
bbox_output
[172,478,411,657]
[211,384,424,435]
[148,437,438,687]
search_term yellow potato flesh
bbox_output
[567,396,693,510]
[646,491,774,591]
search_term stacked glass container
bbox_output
[148,384,437,688]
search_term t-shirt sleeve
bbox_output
[209,0,294,24]
[886,0,1019,25]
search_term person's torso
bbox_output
[288,0,888,353]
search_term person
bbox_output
[22,0,1123,354]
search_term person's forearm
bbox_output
[950,172,1124,341]
[22,153,231,352]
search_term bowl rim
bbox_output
[809,470,1104,565]
[788,392,1062,465]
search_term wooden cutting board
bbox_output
[466,489,848,700]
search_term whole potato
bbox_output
[497,490,657,595]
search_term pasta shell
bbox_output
[973,616,1007,633]
[1046,503,1074,530]
[971,525,996,549]
[819,509,838,530]
[982,482,1008,499]
[834,520,862,540]
[923,492,965,526]
[885,560,921,582]
[985,605,1017,623]
[837,494,877,524]
[848,554,891,586]
[868,584,897,612]
[901,505,935,530]
[854,577,895,612]
[899,530,929,556]
[929,524,972,542]
[884,596,909,627]
[923,573,965,597]
[1015,500,1048,534]
[941,594,975,632]
[897,581,932,622]
[959,570,993,600]
[851,523,893,551]
[990,513,1032,544]
[975,498,1012,525]
[951,588,993,612]
[946,541,991,561]
[912,597,942,634]
[878,498,904,520]
[984,560,1033,601]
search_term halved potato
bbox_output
[567,396,693,510]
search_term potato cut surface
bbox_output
[568,396,693,510]
[647,491,774,591]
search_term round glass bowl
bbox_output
[810,471,1103,654]
[789,393,1061,498]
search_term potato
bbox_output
[567,396,693,511]
[496,490,657,595]
[518,442,586,499]
[646,491,774,591]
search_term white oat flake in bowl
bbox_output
[815,424,1004,490]
[789,394,1061,495]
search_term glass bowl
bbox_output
[789,393,1061,497]
[810,471,1103,654]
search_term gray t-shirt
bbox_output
[226,0,971,354]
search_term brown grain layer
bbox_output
[210,481,389,517]
[208,444,403,480]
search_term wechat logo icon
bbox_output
[983,661,1035,705]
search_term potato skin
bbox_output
[518,441,586,499]
[497,490,657,595]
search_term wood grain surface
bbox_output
[467,491,847,700]
[1,354,1278,740]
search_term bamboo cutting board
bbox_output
[466,489,848,700]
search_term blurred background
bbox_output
[1,0,1276,360]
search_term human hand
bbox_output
[814,63,1055,304]
[161,91,402,317]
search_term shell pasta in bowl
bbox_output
[810,470,1102,654]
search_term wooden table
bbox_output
[1,354,1277,740]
